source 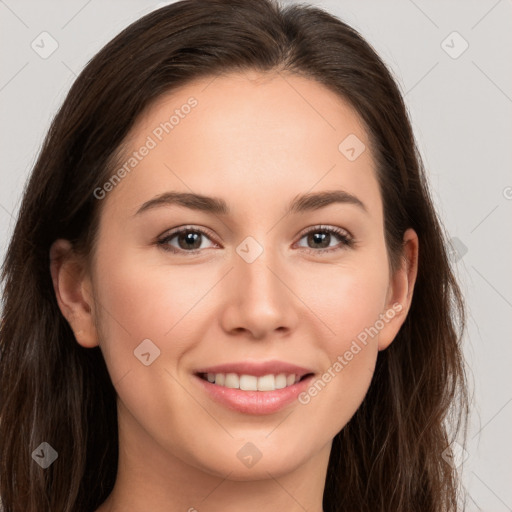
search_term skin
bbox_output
[50,70,418,512]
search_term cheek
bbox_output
[291,257,388,432]
[295,255,390,347]
[91,249,216,454]
[91,245,214,381]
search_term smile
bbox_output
[194,372,316,415]
[197,372,312,391]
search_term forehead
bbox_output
[102,70,381,220]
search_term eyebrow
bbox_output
[134,189,368,217]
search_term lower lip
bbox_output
[193,374,315,415]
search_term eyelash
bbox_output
[156,225,354,255]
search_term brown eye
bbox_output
[157,227,218,253]
[175,231,203,250]
[296,226,353,253]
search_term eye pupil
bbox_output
[309,232,330,248]
[178,231,202,250]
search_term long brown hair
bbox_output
[0,0,469,510]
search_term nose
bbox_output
[219,246,300,340]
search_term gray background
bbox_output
[1,0,511,509]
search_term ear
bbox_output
[49,239,99,348]
[377,228,419,351]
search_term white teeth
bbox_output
[224,373,239,389]
[240,374,258,391]
[275,374,287,389]
[257,374,274,391]
[202,372,305,391]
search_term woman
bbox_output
[0,0,469,510]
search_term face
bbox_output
[53,70,416,482]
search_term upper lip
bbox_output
[194,360,315,378]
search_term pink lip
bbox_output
[193,373,315,415]
[193,359,314,378]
